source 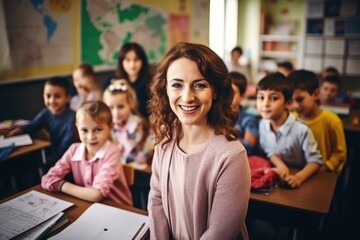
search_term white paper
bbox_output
[0,191,73,240]
[324,19,335,36]
[13,212,64,240]
[0,134,33,148]
[49,203,149,240]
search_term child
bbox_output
[226,46,250,82]
[320,66,355,106]
[70,63,102,111]
[103,42,152,118]
[319,75,342,105]
[103,79,153,165]
[230,71,259,155]
[257,72,323,188]
[288,69,347,173]
[7,77,76,168]
[277,60,294,77]
[42,101,133,205]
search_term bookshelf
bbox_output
[304,0,360,76]
[258,0,305,73]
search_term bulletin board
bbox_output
[0,0,209,83]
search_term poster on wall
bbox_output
[81,0,168,70]
[0,0,78,83]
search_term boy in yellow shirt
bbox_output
[288,69,346,173]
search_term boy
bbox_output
[230,71,259,155]
[277,60,294,77]
[8,77,76,169]
[319,75,342,105]
[288,70,347,173]
[257,72,322,188]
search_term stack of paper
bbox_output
[0,134,33,149]
[49,203,149,240]
[0,191,74,240]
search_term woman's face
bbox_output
[166,58,215,127]
[122,50,143,82]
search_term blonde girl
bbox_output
[103,79,153,165]
[42,101,132,205]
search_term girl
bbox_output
[103,79,153,165]
[70,63,102,111]
[104,42,152,118]
[41,101,132,206]
[147,42,251,239]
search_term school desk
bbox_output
[0,139,51,196]
[0,184,149,239]
[248,170,338,239]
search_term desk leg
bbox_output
[38,149,47,177]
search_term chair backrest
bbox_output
[123,164,135,186]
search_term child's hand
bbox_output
[6,127,21,137]
[319,164,329,172]
[272,165,289,180]
[284,174,302,188]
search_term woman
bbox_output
[147,42,251,239]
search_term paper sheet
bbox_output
[13,212,64,240]
[0,191,73,240]
[0,134,33,148]
[49,203,149,240]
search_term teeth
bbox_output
[181,106,197,111]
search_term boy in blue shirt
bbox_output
[257,72,322,188]
[230,71,259,155]
[8,77,76,170]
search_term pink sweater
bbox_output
[148,135,251,239]
[42,142,132,206]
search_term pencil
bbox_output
[131,222,145,240]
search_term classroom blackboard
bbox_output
[0,0,209,83]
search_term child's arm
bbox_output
[60,182,103,202]
[270,154,289,180]
[323,119,347,173]
[6,127,22,137]
[285,162,321,188]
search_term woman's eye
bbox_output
[171,83,182,88]
[195,83,206,89]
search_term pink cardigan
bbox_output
[148,135,251,239]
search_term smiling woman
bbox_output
[147,42,251,240]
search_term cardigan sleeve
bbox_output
[148,145,171,239]
[201,148,251,240]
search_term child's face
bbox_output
[43,84,70,115]
[76,112,111,157]
[73,69,91,98]
[231,83,243,110]
[319,82,339,104]
[292,89,319,118]
[103,93,131,127]
[166,58,214,127]
[122,50,142,80]
[256,90,289,121]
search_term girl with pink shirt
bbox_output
[41,101,132,206]
[103,79,154,165]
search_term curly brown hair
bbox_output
[148,42,238,146]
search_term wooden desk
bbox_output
[248,171,338,238]
[0,184,148,238]
[1,139,50,162]
[0,139,50,197]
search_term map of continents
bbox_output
[82,0,167,67]
[4,0,74,69]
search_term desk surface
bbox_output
[0,184,148,236]
[1,139,50,161]
[250,171,338,214]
